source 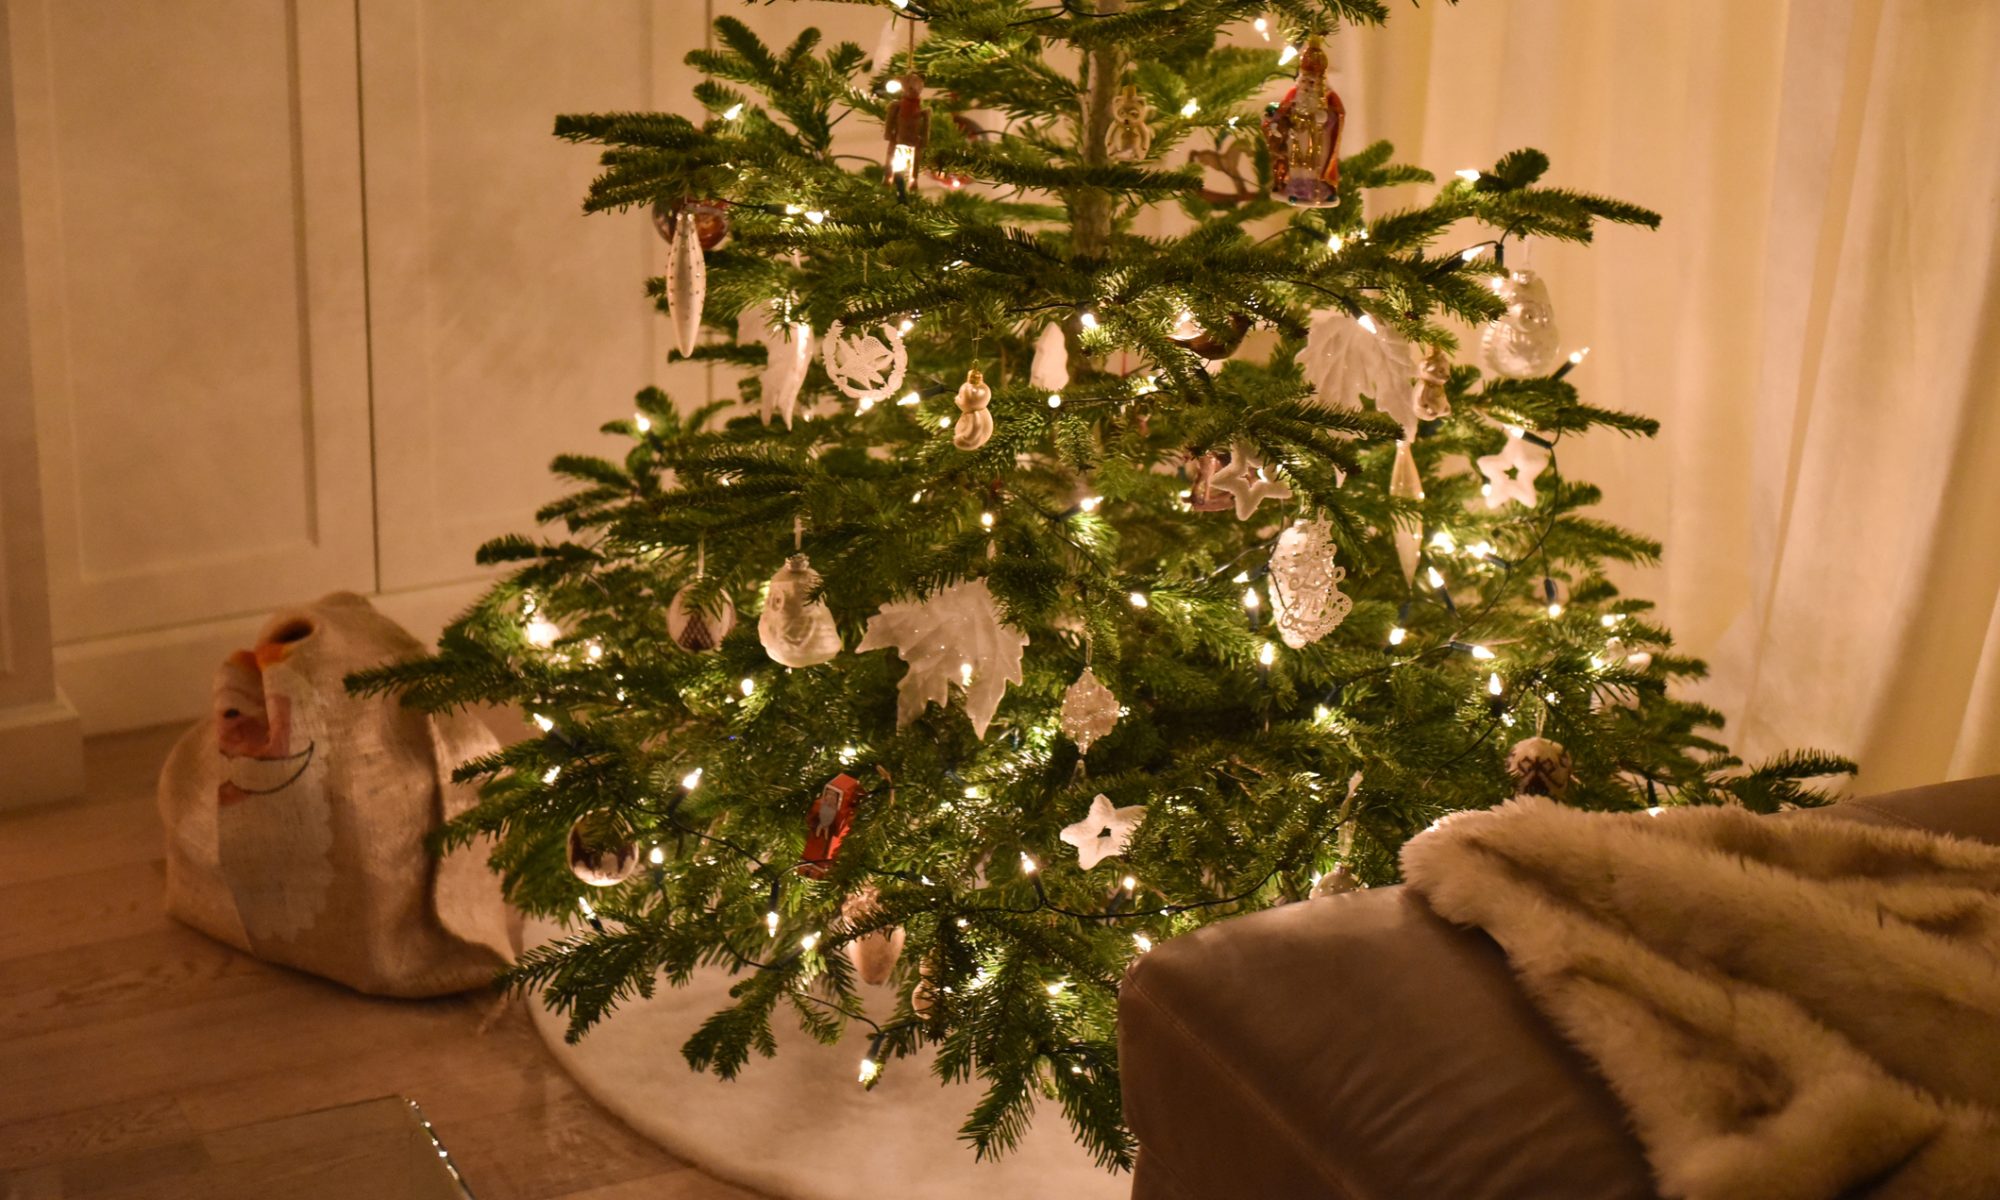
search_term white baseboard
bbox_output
[0,693,85,807]
[53,578,492,737]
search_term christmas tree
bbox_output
[351,0,1853,1169]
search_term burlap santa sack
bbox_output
[157,592,517,997]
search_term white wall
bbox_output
[2,0,882,741]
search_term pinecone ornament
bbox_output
[1505,736,1573,799]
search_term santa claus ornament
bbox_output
[800,772,863,879]
[883,73,928,198]
[1263,36,1345,207]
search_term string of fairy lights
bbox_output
[514,3,1662,1088]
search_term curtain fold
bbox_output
[1334,0,2000,790]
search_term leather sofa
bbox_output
[1117,776,2000,1199]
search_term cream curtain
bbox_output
[1331,0,2000,791]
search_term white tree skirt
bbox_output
[523,917,1128,1200]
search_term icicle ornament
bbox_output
[665,212,707,358]
[1390,439,1425,585]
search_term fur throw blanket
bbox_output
[1400,796,2000,1200]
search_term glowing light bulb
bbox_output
[1460,246,1483,262]
[898,390,920,406]
[859,1057,880,1084]
[1279,43,1299,66]
[939,416,953,429]
[1430,530,1457,553]
[1047,392,1062,408]
[857,396,875,413]
[898,316,915,334]
[723,103,743,120]
[634,413,652,433]
[1078,310,1099,331]
[1129,591,1149,608]
[542,766,561,784]
[1547,602,1564,618]
[800,932,820,951]
[1426,566,1446,588]
[1602,614,1623,628]
[740,677,755,697]
[1570,347,1591,366]
[532,713,554,732]
[1456,168,1482,182]
[525,616,562,648]
[1078,494,1103,512]
[577,896,597,920]
[766,910,780,938]
[1252,16,1269,37]
[1046,980,1067,996]
[959,661,974,685]
[1488,672,1503,696]
[648,846,665,865]
[1122,875,1137,892]
[1388,626,1407,646]
[585,641,603,661]
[804,210,826,225]
[1179,98,1200,118]
[1020,853,1038,875]
[980,511,995,529]
[1242,587,1260,610]
[1470,644,1496,661]
[784,204,802,215]
[1258,642,1277,667]
[681,767,704,790]
[1355,313,1376,334]
[884,78,903,94]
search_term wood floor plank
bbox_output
[0,727,756,1199]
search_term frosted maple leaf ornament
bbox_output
[1299,310,1412,432]
[1059,793,1148,870]
[1477,432,1551,509]
[821,320,908,405]
[856,579,1027,739]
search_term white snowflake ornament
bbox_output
[821,320,908,405]
[1209,443,1293,520]
[666,218,707,358]
[1059,667,1120,752]
[856,579,1027,739]
[1060,793,1147,870]
[1477,433,1550,509]
[1268,518,1353,649]
[1030,323,1069,392]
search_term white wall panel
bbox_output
[10,0,374,641]
[361,0,713,593]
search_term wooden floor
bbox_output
[0,725,756,1200]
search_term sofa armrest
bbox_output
[1121,886,1656,1200]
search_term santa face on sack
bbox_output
[211,622,336,943]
